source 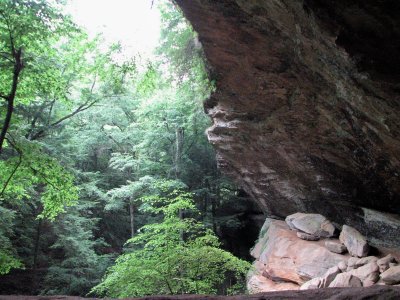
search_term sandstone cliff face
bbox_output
[175,0,400,247]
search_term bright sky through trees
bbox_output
[65,0,161,56]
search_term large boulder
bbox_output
[329,273,363,288]
[347,257,359,271]
[320,266,342,288]
[350,262,380,285]
[325,241,347,254]
[337,261,347,272]
[286,213,335,238]
[247,274,299,293]
[297,232,320,241]
[339,225,369,257]
[300,277,323,290]
[248,217,400,294]
[380,265,400,285]
[301,266,341,290]
[250,218,273,259]
[259,220,348,284]
[355,256,378,268]
[377,254,397,273]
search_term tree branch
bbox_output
[30,76,99,140]
[0,47,24,154]
[25,100,53,139]
[46,99,56,125]
[29,166,60,191]
[101,126,125,152]
[0,137,23,197]
[0,52,13,63]
[53,99,98,127]
[0,10,16,56]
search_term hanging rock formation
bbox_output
[175,0,400,247]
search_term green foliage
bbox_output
[135,63,161,97]
[0,206,23,275]
[0,0,76,104]
[42,199,112,295]
[0,250,23,275]
[0,139,78,220]
[91,184,250,297]
[105,176,157,211]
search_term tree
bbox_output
[41,198,111,296]
[0,0,112,278]
[0,0,256,294]
[0,0,75,152]
[91,181,250,297]
[105,176,158,238]
[0,206,23,275]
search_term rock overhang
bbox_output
[174,0,400,247]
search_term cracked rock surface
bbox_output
[175,0,400,247]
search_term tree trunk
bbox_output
[175,127,185,240]
[0,48,23,154]
[129,203,135,238]
[174,127,184,179]
[211,196,217,233]
[32,218,42,293]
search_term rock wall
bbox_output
[175,0,400,247]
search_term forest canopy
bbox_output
[0,0,254,296]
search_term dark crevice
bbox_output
[305,0,400,81]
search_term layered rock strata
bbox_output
[175,0,400,247]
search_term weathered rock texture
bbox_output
[339,225,369,257]
[249,218,350,291]
[249,216,400,293]
[257,220,348,284]
[286,212,335,238]
[175,0,400,247]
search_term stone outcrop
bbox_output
[299,277,323,290]
[297,232,319,241]
[325,241,347,254]
[349,262,380,285]
[248,214,400,293]
[378,254,397,273]
[286,213,335,238]
[380,266,400,285]
[356,257,378,268]
[175,0,400,248]
[318,266,341,288]
[329,273,363,288]
[255,219,348,285]
[339,225,369,257]
[247,274,299,294]
[248,217,349,291]
[174,0,400,295]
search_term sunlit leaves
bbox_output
[0,139,78,220]
[91,186,250,297]
[0,250,23,275]
[0,206,23,275]
[0,0,77,103]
